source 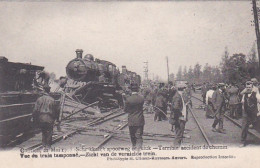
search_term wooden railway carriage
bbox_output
[0,56,44,92]
[0,56,60,146]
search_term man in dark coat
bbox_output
[169,86,184,146]
[201,83,208,104]
[33,85,60,148]
[154,86,168,121]
[124,84,145,150]
[211,83,226,134]
[240,82,259,147]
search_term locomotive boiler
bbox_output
[66,49,119,84]
[64,49,141,108]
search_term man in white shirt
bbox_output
[205,86,216,118]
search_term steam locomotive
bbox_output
[64,49,141,107]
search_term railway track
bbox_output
[95,92,219,148]
[190,93,260,146]
[187,106,212,146]
[99,98,214,148]
[17,91,259,151]
[23,108,127,151]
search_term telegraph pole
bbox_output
[252,0,260,68]
[166,56,170,84]
[143,61,149,83]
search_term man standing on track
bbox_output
[201,83,208,104]
[169,86,185,146]
[124,84,145,151]
[33,84,60,149]
[205,85,216,118]
[211,83,227,134]
[240,78,260,128]
[240,81,260,147]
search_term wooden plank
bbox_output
[0,114,32,124]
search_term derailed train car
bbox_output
[0,56,60,146]
[64,49,141,107]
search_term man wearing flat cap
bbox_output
[240,78,260,127]
[211,83,227,134]
[33,84,60,148]
[124,84,145,150]
[240,78,259,95]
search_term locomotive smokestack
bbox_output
[75,49,83,58]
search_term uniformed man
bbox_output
[240,81,260,147]
[211,83,227,134]
[169,86,184,146]
[124,84,145,150]
[33,85,60,148]
[227,83,240,119]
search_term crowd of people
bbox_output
[201,78,260,147]
[124,82,192,150]
[126,77,260,149]
[31,77,260,149]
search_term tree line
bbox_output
[171,44,260,85]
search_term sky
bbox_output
[0,1,257,81]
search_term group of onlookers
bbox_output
[140,82,192,147]
[202,78,260,147]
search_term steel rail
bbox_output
[188,106,212,146]
[26,108,126,151]
[95,122,128,148]
[191,94,260,140]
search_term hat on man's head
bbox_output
[246,81,253,86]
[217,83,225,88]
[251,78,258,84]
